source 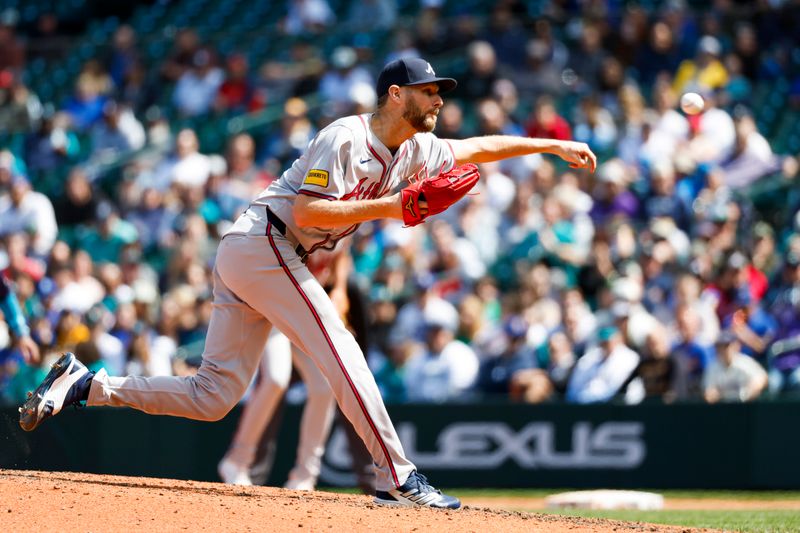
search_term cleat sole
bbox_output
[18,353,77,432]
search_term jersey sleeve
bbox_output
[297,126,353,200]
[419,133,456,176]
[0,276,30,338]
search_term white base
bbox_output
[545,489,664,510]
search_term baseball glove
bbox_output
[401,163,480,227]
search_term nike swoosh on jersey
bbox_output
[360,158,372,164]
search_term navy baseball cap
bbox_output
[376,58,457,97]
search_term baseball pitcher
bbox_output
[20,57,596,509]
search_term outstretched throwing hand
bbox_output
[553,141,597,172]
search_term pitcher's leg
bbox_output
[88,265,270,422]
[224,329,292,467]
[223,234,415,491]
[285,349,336,489]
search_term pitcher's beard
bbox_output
[403,99,437,132]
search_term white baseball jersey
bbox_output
[87,112,455,492]
[227,113,456,253]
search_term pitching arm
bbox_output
[447,136,597,172]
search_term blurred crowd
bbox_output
[2,0,800,407]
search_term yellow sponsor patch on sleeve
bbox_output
[303,169,329,187]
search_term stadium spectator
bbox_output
[516,330,576,403]
[160,28,201,83]
[427,219,485,284]
[77,202,138,264]
[414,9,448,58]
[566,23,607,92]
[391,273,458,345]
[0,271,39,364]
[0,71,42,133]
[639,82,689,166]
[318,46,373,118]
[215,53,263,114]
[635,21,680,86]
[642,159,692,231]
[525,95,571,141]
[625,326,677,403]
[454,293,499,357]
[512,39,563,97]
[27,12,68,63]
[767,274,800,395]
[481,5,527,69]
[0,9,25,72]
[125,320,172,377]
[403,316,479,403]
[283,0,335,35]
[373,341,415,404]
[89,101,146,160]
[2,232,46,284]
[0,174,58,257]
[589,159,639,225]
[63,60,113,131]
[671,303,714,400]
[732,24,760,81]
[71,250,106,311]
[596,57,626,116]
[690,89,736,164]
[127,187,178,253]
[24,108,80,176]
[608,293,659,354]
[565,326,640,404]
[117,59,157,114]
[435,101,467,139]
[258,97,316,173]
[477,315,535,397]
[54,168,101,229]
[722,292,777,361]
[560,288,596,355]
[106,25,139,90]
[144,128,211,192]
[673,35,728,94]
[721,113,779,189]
[346,0,397,32]
[4,0,800,411]
[172,48,225,117]
[453,41,498,102]
[703,331,768,403]
[704,250,766,324]
[572,93,618,154]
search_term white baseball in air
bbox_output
[680,92,705,115]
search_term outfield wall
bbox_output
[2,402,798,489]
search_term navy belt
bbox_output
[266,207,309,263]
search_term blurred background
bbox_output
[1,0,800,490]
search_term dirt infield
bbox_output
[0,470,700,533]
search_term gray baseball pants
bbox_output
[87,229,415,490]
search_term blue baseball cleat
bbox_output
[19,352,93,432]
[374,471,461,509]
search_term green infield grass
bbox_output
[448,488,800,533]
[541,509,800,532]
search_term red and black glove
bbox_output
[400,163,480,227]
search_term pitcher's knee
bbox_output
[190,372,245,421]
[202,401,236,422]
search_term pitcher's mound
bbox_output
[0,470,690,532]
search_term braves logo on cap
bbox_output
[425,63,434,74]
